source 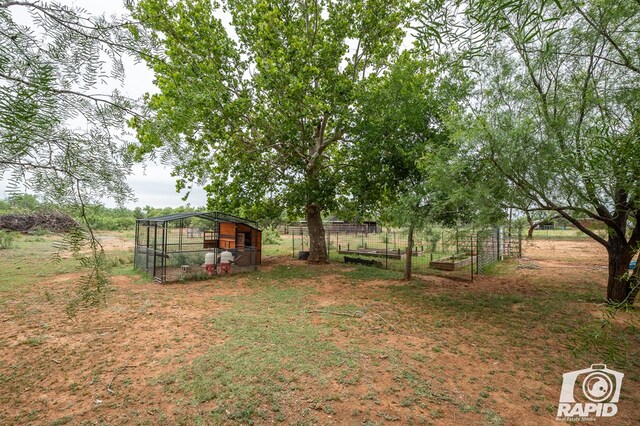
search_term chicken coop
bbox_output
[134,212,262,283]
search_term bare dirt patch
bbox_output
[0,275,242,424]
[0,238,637,425]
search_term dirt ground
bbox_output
[0,238,638,425]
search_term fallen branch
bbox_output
[375,313,397,331]
[106,364,134,394]
[305,309,364,318]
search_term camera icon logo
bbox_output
[557,364,624,419]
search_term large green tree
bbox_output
[345,52,469,279]
[458,0,640,303]
[129,0,411,263]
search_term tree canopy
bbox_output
[127,0,639,302]
[0,1,140,205]
[458,0,640,303]
[129,0,413,262]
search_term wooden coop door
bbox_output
[235,224,252,253]
[219,222,236,249]
[253,229,262,264]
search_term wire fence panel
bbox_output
[135,216,261,283]
[291,226,522,280]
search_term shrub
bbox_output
[263,227,282,245]
[0,230,15,249]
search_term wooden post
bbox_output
[385,233,388,269]
[471,234,474,282]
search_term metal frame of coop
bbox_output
[134,211,262,283]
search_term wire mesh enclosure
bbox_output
[134,212,262,283]
[292,226,522,280]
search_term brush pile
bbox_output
[0,212,78,233]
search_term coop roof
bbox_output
[138,211,259,229]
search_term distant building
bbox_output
[278,220,380,234]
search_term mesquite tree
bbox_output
[129,0,411,263]
[460,0,640,304]
[0,1,137,204]
[0,1,141,310]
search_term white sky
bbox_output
[0,0,209,209]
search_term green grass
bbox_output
[530,228,607,240]
[261,235,295,257]
[341,264,403,281]
[160,285,355,423]
[258,264,321,280]
[0,234,77,294]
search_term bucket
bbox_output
[298,251,310,260]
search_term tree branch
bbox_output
[0,72,141,118]
[573,3,640,75]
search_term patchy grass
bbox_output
[342,265,403,281]
[161,285,354,422]
[257,264,321,280]
[176,286,350,420]
[0,234,76,294]
[0,237,638,425]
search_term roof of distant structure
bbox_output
[137,211,259,229]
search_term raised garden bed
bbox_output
[338,248,424,260]
[430,255,476,271]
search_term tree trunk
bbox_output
[306,203,329,264]
[526,212,560,239]
[606,235,634,303]
[525,211,535,239]
[404,222,415,281]
[628,274,639,305]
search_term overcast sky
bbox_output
[0,0,209,209]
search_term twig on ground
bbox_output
[106,364,134,394]
[305,309,364,318]
[375,313,397,330]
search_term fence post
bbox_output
[153,222,158,280]
[476,231,480,274]
[456,229,459,253]
[518,226,522,258]
[471,234,474,282]
[301,229,304,253]
[385,232,388,269]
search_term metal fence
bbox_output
[279,221,381,235]
[134,218,260,283]
[292,226,522,280]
